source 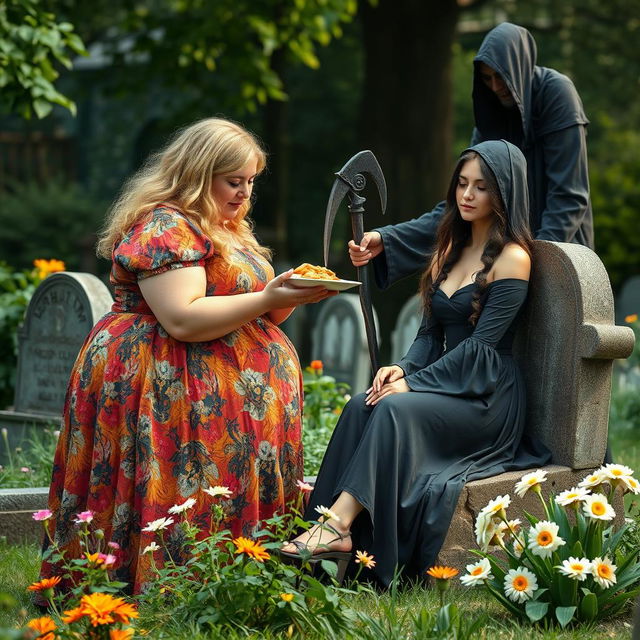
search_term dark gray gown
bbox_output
[306,277,551,586]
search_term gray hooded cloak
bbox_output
[373,22,593,289]
[307,140,551,586]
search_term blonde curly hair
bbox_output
[96,117,269,260]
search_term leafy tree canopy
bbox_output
[0,0,87,118]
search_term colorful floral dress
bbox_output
[41,205,304,594]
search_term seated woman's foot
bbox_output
[281,518,352,556]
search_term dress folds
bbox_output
[41,206,304,594]
[306,278,550,586]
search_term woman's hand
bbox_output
[365,365,408,405]
[263,269,336,310]
[348,231,383,267]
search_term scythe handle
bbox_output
[351,209,380,377]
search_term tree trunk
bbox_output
[359,0,461,359]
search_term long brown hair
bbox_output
[97,118,269,260]
[419,150,533,325]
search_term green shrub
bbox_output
[0,179,108,272]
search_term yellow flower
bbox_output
[355,550,376,568]
[26,616,56,640]
[33,258,66,279]
[426,565,459,580]
[110,629,135,640]
[625,313,638,324]
[280,593,295,602]
[233,536,270,562]
[27,576,61,592]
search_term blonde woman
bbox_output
[38,118,333,597]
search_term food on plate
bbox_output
[292,263,341,281]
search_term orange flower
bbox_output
[27,576,62,592]
[110,629,135,640]
[426,565,459,580]
[310,360,323,370]
[26,616,56,640]
[33,258,66,279]
[625,313,638,324]
[233,536,271,562]
[79,592,138,627]
[355,550,376,569]
[62,605,85,624]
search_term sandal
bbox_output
[279,523,352,583]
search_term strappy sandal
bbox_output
[279,523,352,584]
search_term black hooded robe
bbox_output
[306,141,551,587]
[372,22,593,290]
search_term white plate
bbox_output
[288,274,361,291]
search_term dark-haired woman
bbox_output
[281,139,551,586]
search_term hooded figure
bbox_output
[296,140,550,587]
[371,22,593,289]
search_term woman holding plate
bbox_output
[281,139,551,586]
[38,117,335,597]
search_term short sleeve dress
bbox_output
[40,205,304,594]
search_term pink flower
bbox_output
[296,479,314,493]
[97,553,117,567]
[20,467,30,473]
[107,541,120,550]
[74,510,94,524]
[32,509,53,521]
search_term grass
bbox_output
[0,540,636,638]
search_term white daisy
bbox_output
[555,486,590,507]
[478,495,511,519]
[601,463,634,480]
[512,539,525,558]
[168,497,197,514]
[514,469,548,498]
[460,558,493,587]
[475,514,503,552]
[578,470,607,490]
[557,557,591,581]
[314,505,340,522]
[141,516,175,532]
[498,518,522,542]
[582,494,616,521]
[504,567,538,603]
[203,485,233,498]
[527,520,566,558]
[591,556,617,589]
[143,542,160,554]
[620,475,640,495]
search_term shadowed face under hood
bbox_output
[473,23,537,145]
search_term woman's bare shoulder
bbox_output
[490,242,531,281]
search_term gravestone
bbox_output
[390,294,422,363]
[614,275,640,326]
[0,272,112,463]
[437,241,635,570]
[311,293,379,393]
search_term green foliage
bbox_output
[301,362,350,476]
[75,0,358,114]
[0,179,109,273]
[0,0,87,118]
[0,262,41,408]
[0,425,58,487]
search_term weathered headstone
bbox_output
[311,293,379,393]
[614,275,640,326]
[437,241,635,570]
[390,294,422,363]
[0,272,112,463]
